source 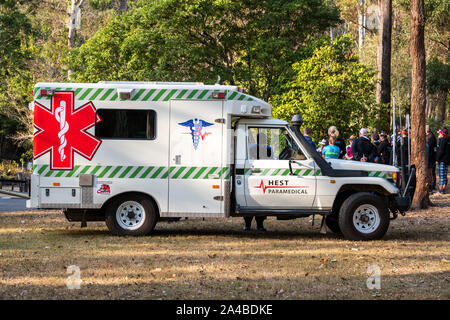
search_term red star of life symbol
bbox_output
[33,91,102,170]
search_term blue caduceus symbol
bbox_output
[178,118,214,150]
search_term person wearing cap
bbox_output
[317,139,326,155]
[352,128,377,162]
[436,127,450,194]
[426,125,437,191]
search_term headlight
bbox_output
[386,172,397,181]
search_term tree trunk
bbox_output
[358,0,366,48]
[376,0,392,106]
[410,0,428,209]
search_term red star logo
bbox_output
[33,91,101,170]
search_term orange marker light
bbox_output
[53,182,60,186]
[330,180,336,184]
[212,185,220,189]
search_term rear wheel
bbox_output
[105,194,158,236]
[338,192,389,241]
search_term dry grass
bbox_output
[0,193,449,300]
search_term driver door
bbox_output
[243,126,317,209]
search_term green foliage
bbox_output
[272,35,377,141]
[69,0,340,100]
[427,57,450,95]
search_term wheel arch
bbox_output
[100,191,161,217]
[332,184,391,215]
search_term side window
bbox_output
[248,127,306,160]
[95,109,156,140]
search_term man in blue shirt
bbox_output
[303,127,316,150]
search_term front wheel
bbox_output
[338,192,389,241]
[105,194,158,236]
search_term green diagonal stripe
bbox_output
[98,166,112,178]
[172,166,186,179]
[303,169,312,176]
[163,89,177,101]
[182,167,197,179]
[38,165,48,175]
[140,166,154,178]
[77,165,91,177]
[187,90,198,99]
[193,167,207,179]
[271,169,281,176]
[129,166,144,178]
[66,165,80,177]
[131,89,145,101]
[161,166,175,179]
[100,88,114,101]
[150,166,164,179]
[119,166,133,178]
[90,165,102,175]
[108,166,123,178]
[142,89,156,101]
[89,88,103,100]
[197,90,209,99]
[79,88,93,100]
[228,92,238,100]
[152,89,167,101]
[176,89,188,99]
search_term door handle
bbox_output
[173,155,181,164]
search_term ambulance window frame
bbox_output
[246,126,307,161]
[94,108,157,140]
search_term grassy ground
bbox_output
[0,193,449,300]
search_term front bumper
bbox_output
[393,196,411,213]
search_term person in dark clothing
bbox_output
[352,128,377,162]
[426,125,437,191]
[303,127,316,150]
[396,129,409,168]
[371,133,381,163]
[243,216,266,231]
[377,133,391,165]
[436,127,450,194]
[326,126,346,159]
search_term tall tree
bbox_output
[410,0,428,209]
[376,0,392,108]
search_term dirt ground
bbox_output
[0,193,449,300]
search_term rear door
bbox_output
[243,126,317,209]
[168,100,224,214]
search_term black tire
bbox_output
[105,194,158,236]
[338,192,389,241]
[325,215,341,234]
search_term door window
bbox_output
[247,127,306,160]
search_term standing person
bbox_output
[436,127,450,194]
[345,135,355,160]
[352,128,377,162]
[371,133,381,163]
[243,216,266,231]
[327,126,346,159]
[322,136,340,159]
[303,127,316,150]
[317,139,326,155]
[377,133,392,165]
[396,129,409,168]
[426,125,437,191]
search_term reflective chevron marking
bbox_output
[32,165,231,180]
[33,88,255,102]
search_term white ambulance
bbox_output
[27,81,414,240]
